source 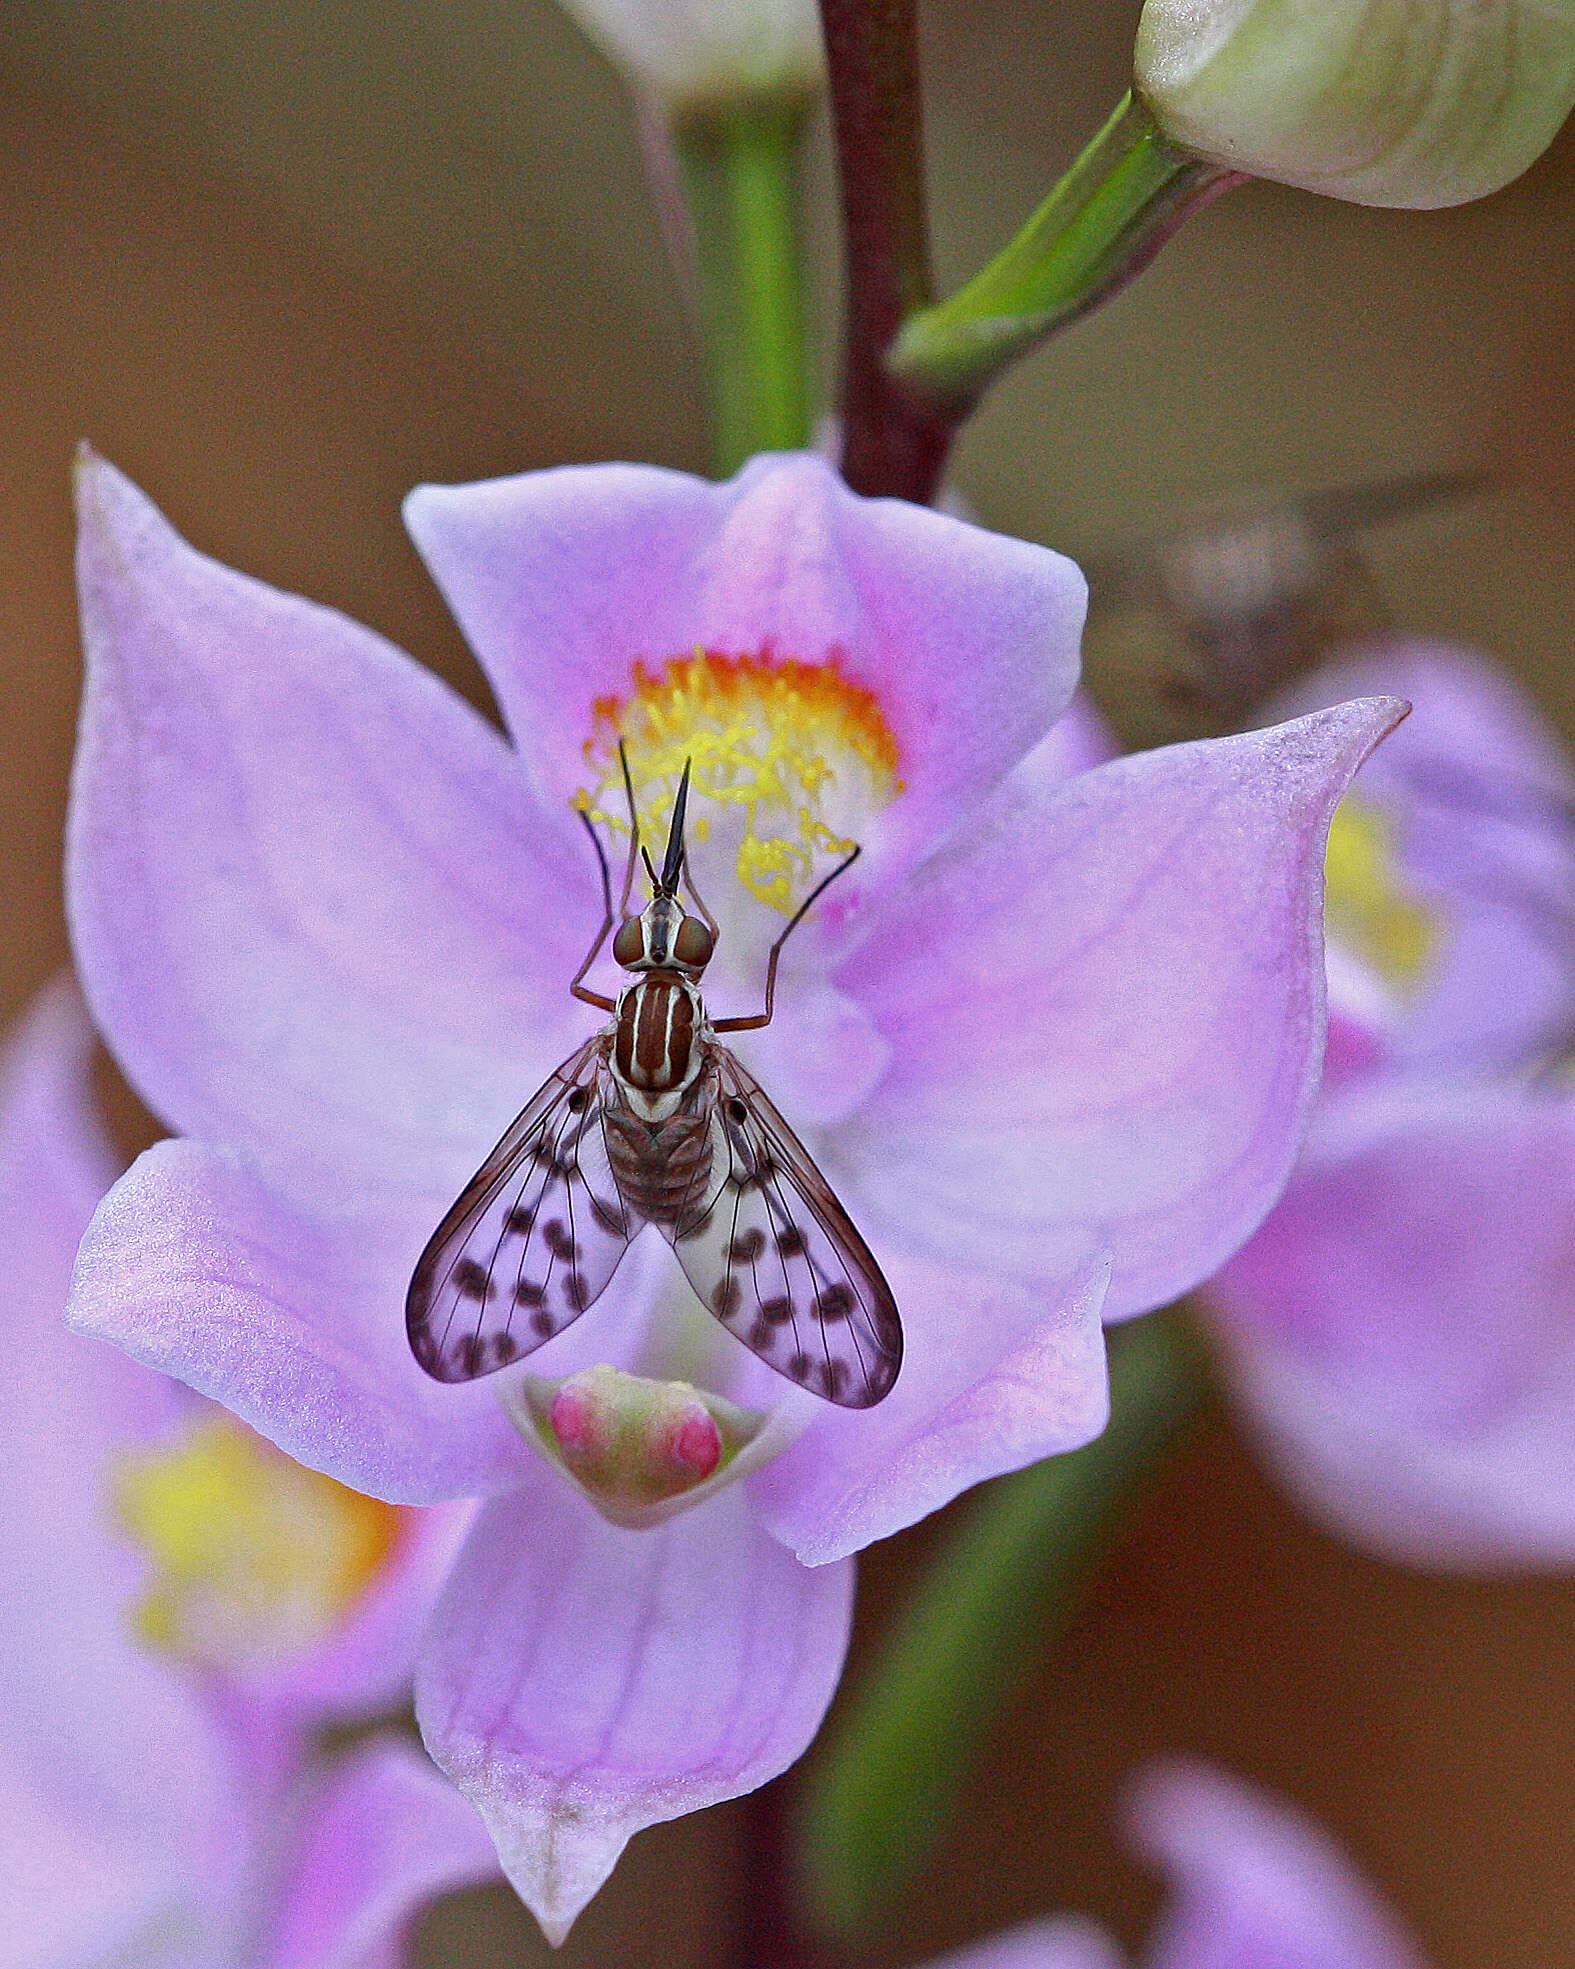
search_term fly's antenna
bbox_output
[657,760,693,896]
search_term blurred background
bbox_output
[2,2,1573,1963]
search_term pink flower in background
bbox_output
[1204,641,1575,1567]
[920,1759,1430,1969]
[1,982,495,1969]
[64,449,1398,1936]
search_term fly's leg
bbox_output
[712,844,861,1034]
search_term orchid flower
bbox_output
[64,447,1400,1938]
[1204,639,1575,1568]
[0,980,496,1968]
[918,1759,1431,1969]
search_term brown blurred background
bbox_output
[2,2,1573,1964]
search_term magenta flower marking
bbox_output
[0,982,495,1968]
[913,1759,1429,1969]
[65,448,1400,1935]
[1203,640,1575,1569]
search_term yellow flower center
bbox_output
[1324,794,1440,989]
[579,650,902,914]
[112,1415,403,1674]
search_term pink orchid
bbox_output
[919,1759,1431,1969]
[1205,640,1575,1568]
[64,448,1399,1937]
[1,982,496,1968]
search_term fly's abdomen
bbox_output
[604,1105,713,1224]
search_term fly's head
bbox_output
[610,757,717,979]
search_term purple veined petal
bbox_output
[835,698,1407,1323]
[1129,1759,1432,1969]
[751,1250,1110,1568]
[414,1456,853,1945]
[262,1737,499,1969]
[1280,641,1575,1071]
[67,1137,537,1503]
[404,452,1087,883]
[0,981,254,1966]
[1207,1077,1575,1569]
[920,1919,1128,1969]
[70,453,597,1213]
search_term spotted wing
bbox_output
[407,1036,635,1382]
[664,1046,902,1408]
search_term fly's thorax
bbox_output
[612,971,709,1106]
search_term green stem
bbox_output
[795,1308,1209,1935]
[891,92,1244,414]
[675,104,811,476]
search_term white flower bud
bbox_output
[557,0,825,117]
[1135,0,1575,208]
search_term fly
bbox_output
[406,753,902,1408]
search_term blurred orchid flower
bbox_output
[1135,0,1575,209]
[0,981,495,1969]
[1205,641,1575,1567]
[64,448,1398,1938]
[919,1759,1430,1969]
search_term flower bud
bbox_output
[510,1363,768,1527]
[1134,0,1575,209]
[556,0,825,118]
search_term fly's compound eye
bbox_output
[612,919,644,966]
[673,917,716,970]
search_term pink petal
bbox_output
[0,982,251,1963]
[836,699,1407,1322]
[1032,691,1120,782]
[1209,1079,1575,1568]
[1129,1759,1432,1969]
[922,1919,1127,1969]
[1283,641,1575,1071]
[70,453,594,1213]
[414,1459,853,1944]
[263,1737,498,1969]
[752,1252,1110,1567]
[404,453,1086,880]
[67,1137,534,1503]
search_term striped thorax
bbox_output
[612,971,707,1114]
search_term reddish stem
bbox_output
[818,0,954,504]
[734,1778,847,1969]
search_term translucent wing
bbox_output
[665,1047,902,1408]
[407,1037,634,1382]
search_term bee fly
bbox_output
[406,755,902,1407]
